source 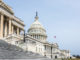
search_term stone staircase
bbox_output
[0,40,52,60]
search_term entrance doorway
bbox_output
[55,56,57,59]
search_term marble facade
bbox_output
[0,0,71,60]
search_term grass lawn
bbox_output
[68,58,80,60]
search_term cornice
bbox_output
[0,8,25,26]
[0,1,14,15]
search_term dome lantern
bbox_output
[35,11,39,21]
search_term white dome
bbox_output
[28,19,47,36]
[27,12,47,42]
[30,20,45,31]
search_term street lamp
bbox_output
[23,30,25,42]
[51,44,53,59]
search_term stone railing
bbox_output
[4,34,24,45]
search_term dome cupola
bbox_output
[27,12,47,42]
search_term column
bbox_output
[17,27,19,35]
[12,25,14,34]
[9,19,12,35]
[0,14,4,38]
[5,21,7,37]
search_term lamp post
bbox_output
[23,30,25,42]
[51,44,53,59]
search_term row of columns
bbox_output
[0,14,22,39]
[32,35,46,40]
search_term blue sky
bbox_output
[4,0,80,55]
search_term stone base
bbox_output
[4,34,23,45]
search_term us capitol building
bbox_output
[0,0,70,59]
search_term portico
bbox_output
[0,14,24,39]
[0,0,25,39]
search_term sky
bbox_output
[3,0,80,55]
